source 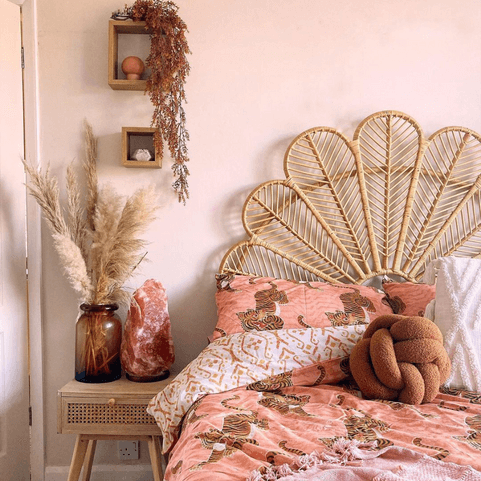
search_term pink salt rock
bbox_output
[121,279,175,382]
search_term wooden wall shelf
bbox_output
[122,127,161,168]
[108,20,151,90]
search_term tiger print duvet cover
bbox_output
[146,329,481,480]
[164,384,481,480]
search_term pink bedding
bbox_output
[146,328,481,480]
[164,384,481,480]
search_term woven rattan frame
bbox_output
[219,111,481,283]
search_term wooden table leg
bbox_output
[67,435,89,481]
[163,452,170,472]
[148,436,164,481]
[82,439,97,481]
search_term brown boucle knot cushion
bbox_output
[349,314,451,405]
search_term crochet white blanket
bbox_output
[424,256,481,392]
[247,439,481,481]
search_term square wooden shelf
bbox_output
[108,20,151,90]
[122,127,162,168]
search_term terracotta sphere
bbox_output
[121,56,145,80]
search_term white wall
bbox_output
[37,0,481,473]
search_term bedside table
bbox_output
[58,374,175,481]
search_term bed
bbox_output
[149,111,481,480]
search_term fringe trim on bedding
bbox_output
[247,439,381,481]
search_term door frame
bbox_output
[11,0,45,479]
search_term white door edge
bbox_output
[21,0,45,479]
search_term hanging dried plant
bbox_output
[114,0,191,204]
[23,122,159,307]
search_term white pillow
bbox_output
[427,257,481,392]
[424,298,435,322]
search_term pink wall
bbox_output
[37,0,481,473]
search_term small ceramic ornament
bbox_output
[121,56,145,80]
[133,149,152,161]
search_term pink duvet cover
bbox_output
[146,328,481,480]
[165,384,481,480]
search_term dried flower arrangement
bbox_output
[23,123,159,307]
[24,123,159,380]
[112,0,191,204]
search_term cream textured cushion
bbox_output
[425,257,481,392]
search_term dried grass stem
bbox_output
[24,122,159,307]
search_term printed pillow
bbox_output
[213,274,393,339]
[382,280,436,317]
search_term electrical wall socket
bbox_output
[117,440,139,460]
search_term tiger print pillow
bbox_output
[213,274,394,340]
[382,280,436,317]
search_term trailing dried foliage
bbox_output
[24,122,159,307]
[114,1,191,203]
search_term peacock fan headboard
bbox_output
[219,111,481,284]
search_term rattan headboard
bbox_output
[219,110,481,284]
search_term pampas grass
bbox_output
[53,233,94,297]
[24,122,159,307]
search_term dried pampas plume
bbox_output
[23,122,160,307]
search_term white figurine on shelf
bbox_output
[132,149,153,161]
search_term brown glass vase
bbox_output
[75,304,122,383]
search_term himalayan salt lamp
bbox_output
[121,56,145,80]
[121,279,175,382]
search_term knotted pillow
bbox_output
[349,314,451,405]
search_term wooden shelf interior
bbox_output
[122,127,161,168]
[109,20,151,90]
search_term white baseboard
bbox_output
[45,464,154,481]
